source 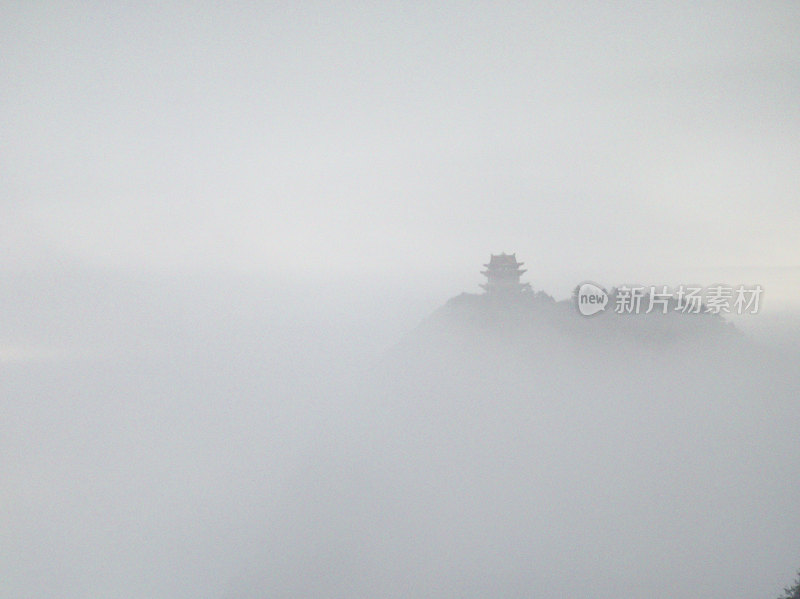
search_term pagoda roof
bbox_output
[483,252,524,268]
[482,268,527,276]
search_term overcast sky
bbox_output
[3,2,799,303]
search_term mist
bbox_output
[3,2,800,598]
[2,266,798,598]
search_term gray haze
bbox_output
[2,2,800,598]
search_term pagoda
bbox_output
[480,253,532,293]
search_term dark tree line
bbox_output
[778,569,800,599]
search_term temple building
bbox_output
[480,253,532,293]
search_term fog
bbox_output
[2,268,798,598]
[3,2,800,598]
